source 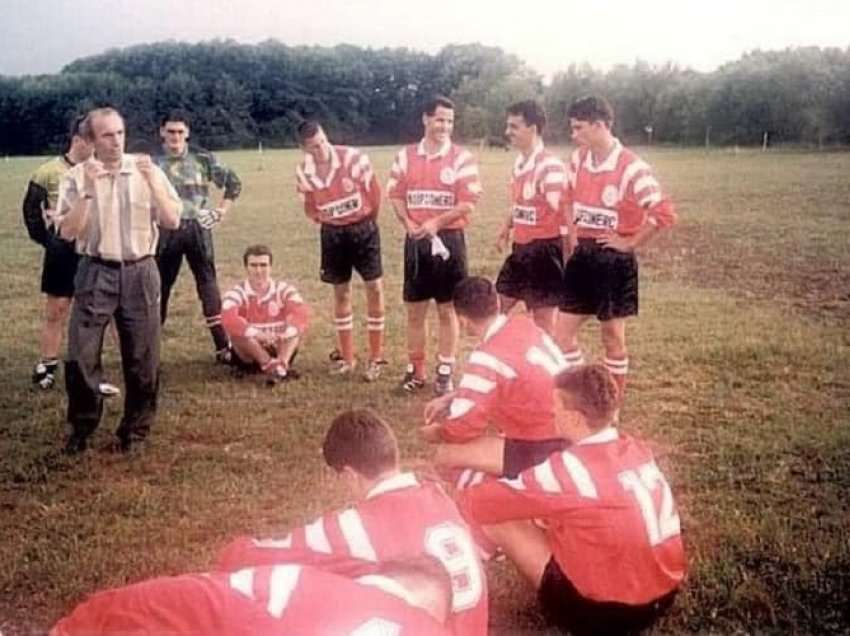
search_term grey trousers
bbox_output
[65,256,161,443]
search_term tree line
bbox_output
[1,40,849,155]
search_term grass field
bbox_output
[1,145,848,634]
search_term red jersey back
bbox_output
[216,472,488,636]
[459,428,686,605]
[441,314,566,443]
[221,278,310,339]
[387,140,482,230]
[566,139,676,239]
[296,144,381,226]
[51,565,451,636]
[510,144,568,244]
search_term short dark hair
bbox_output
[66,113,87,149]
[243,244,273,266]
[554,364,620,423]
[507,100,546,134]
[322,409,399,479]
[567,95,615,126]
[295,120,322,144]
[160,110,191,128]
[452,276,499,321]
[423,95,454,117]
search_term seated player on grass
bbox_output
[420,276,572,478]
[456,364,686,635]
[50,558,454,635]
[221,244,309,385]
[215,408,488,636]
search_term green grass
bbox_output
[1,146,849,634]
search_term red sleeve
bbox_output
[386,148,407,201]
[215,506,378,576]
[438,367,501,443]
[458,452,586,525]
[454,149,482,205]
[624,163,676,228]
[366,174,381,217]
[221,287,249,338]
[280,283,310,335]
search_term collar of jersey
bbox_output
[582,138,623,174]
[416,138,451,159]
[513,140,545,177]
[482,313,509,342]
[366,471,419,499]
[576,426,619,445]
[302,145,341,189]
[243,279,276,303]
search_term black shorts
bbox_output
[538,558,677,636]
[320,218,383,285]
[503,437,568,478]
[560,238,638,321]
[403,229,467,304]
[496,237,564,309]
[41,236,80,297]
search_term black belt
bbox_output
[89,255,153,268]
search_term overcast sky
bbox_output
[2,0,848,79]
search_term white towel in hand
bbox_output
[431,235,450,261]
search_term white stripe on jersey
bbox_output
[560,451,599,499]
[453,150,472,172]
[634,174,659,194]
[252,535,293,549]
[229,568,255,600]
[618,159,651,200]
[543,170,567,186]
[305,518,332,553]
[295,166,314,193]
[447,397,476,420]
[455,164,479,180]
[267,564,301,619]
[541,333,568,370]
[500,473,527,491]
[639,191,662,208]
[534,459,563,494]
[459,373,497,394]
[468,351,517,379]
[338,509,378,561]
[393,148,408,175]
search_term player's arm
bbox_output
[458,453,584,526]
[387,148,419,235]
[57,169,94,241]
[206,150,242,213]
[221,290,252,338]
[420,150,481,236]
[422,360,501,444]
[22,180,51,247]
[138,159,181,229]
[215,507,379,577]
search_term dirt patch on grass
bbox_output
[644,225,850,323]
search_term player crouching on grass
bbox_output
[220,244,309,385]
[456,363,686,635]
[420,276,569,479]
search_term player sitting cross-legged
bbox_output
[457,364,686,635]
[220,244,310,385]
[50,558,454,635]
[215,408,488,636]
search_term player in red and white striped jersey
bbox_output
[458,364,685,634]
[51,561,453,636]
[216,409,488,636]
[221,244,310,383]
[387,95,482,396]
[495,100,569,335]
[422,277,568,479]
[296,120,387,381]
[558,95,677,396]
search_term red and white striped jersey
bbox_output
[509,143,568,244]
[296,145,381,226]
[50,564,451,636]
[386,140,482,230]
[440,314,565,443]
[221,278,310,339]
[458,428,686,605]
[216,472,488,636]
[566,139,676,239]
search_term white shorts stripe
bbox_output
[338,509,378,561]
